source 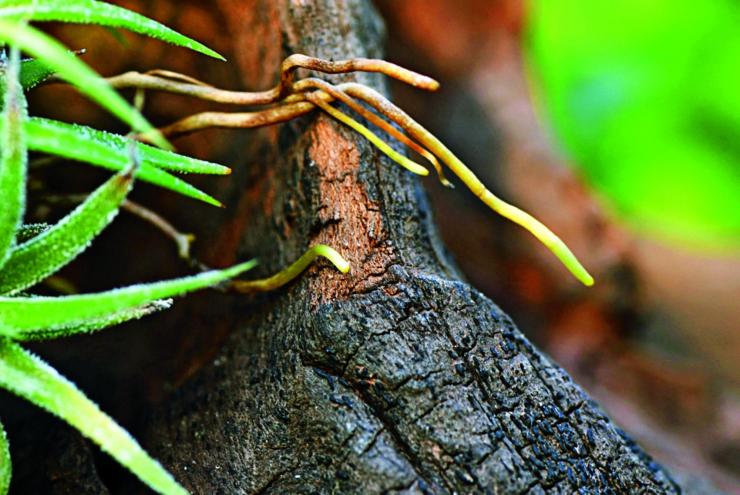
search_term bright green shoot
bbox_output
[0,339,187,495]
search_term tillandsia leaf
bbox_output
[3,118,225,205]
[24,118,231,175]
[0,19,169,148]
[0,56,56,95]
[0,47,27,270]
[0,418,9,495]
[22,299,173,341]
[0,339,187,495]
[0,0,224,60]
[0,260,257,338]
[0,168,134,296]
[17,56,55,89]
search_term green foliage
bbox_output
[0,18,168,147]
[16,56,55,89]
[0,0,224,60]
[2,117,228,205]
[0,167,134,296]
[0,56,56,94]
[0,2,236,494]
[526,0,740,251]
[0,339,188,495]
[0,260,258,340]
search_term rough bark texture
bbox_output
[135,1,689,493]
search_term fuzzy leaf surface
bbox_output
[0,0,224,60]
[0,118,225,205]
[23,118,230,175]
[0,260,257,338]
[0,339,187,495]
[0,169,133,296]
[23,299,173,341]
[0,56,56,95]
[0,19,167,147]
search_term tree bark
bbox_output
[134,1,689,493]
[3,0,721,493]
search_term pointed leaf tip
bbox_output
[0,340,187,495]
[0,19,158,142]
[0,0,224,61]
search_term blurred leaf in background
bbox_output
[525,0,740,251]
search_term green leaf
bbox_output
[21,58,54,91]
[18,56,56,90]
[4,118,225,205]
[0,47,27,270]
[0,260,257,338]
[22,300,173,341]
[0,19,169,148]
[0,339,187,495]
[0,56,57,95]
[0,419,9,495]
[26,118,230,175]
[0,0,224,60]
[0,168,133,296]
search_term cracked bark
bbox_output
[137,0,699,493]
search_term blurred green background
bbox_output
[525,0,740,252]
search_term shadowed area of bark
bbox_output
[140,0,692,493]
